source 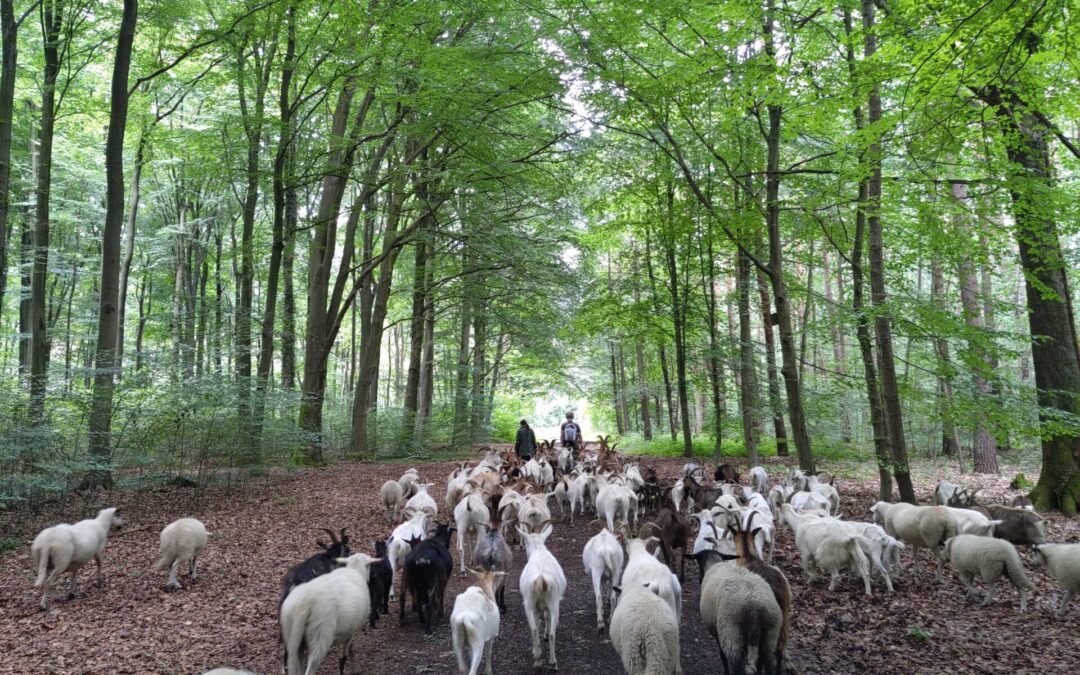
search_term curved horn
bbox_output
[637,522,663,540]
[319,528,338,544]
[744,510,758,534]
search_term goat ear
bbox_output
[751,527,762,537]
[334,556,350,565]
[719,553,740,561]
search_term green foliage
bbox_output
[0,537,21,556]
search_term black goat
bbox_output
[368,539,393,627]
[400,522,455,634]
[714,463,741,484]
[278,527,350,610]
[277,528,349,671]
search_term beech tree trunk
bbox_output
[930,258,961,458]
[863,0,914,502]
[86,0,137,488]
[756,269,788,456]
[981,85,1080,514]
[0,0,16,321]
[29,0,65,423]
[736,249,760,465]
[952,181,999,473]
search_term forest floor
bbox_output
[1,450,1078,675]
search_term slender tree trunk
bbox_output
[756,268,788,456]
[0,0,17,322]
[953,181,999,473]
[663,222,694,457]
[29,0,65,423]
[823,250,852,443]
[761,0,813,472]
[402,235,429,446]
[645,228,677,439]
[863,0,914,501]
[116,129,146,377]
[452,291,473,448]
[417,259,436,431]
[930,258,961,458]
[85,0,137,487]
[737,249,760,464]
[633,249,653,441]
[134,271,150,372]
[470,298,488,441]
[609,342,624,434]
[253,10,295,450]
[843,7,892,500]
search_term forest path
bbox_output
[0,455,1077,674]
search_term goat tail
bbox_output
[32,542,49,588]
[281,601,308,675]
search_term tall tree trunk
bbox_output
[0,0,17,322]
[762,0,814,472]
[29,0,65,423]
[930,257,961,458]
[134,271,150,372]
[351,185,408,459]
[736,249,760,465]
[823,250,852,443]
[452,291,473,449]
[980,84,1080,513]
[115,129,146,377]
[645,228,677,439]
[633,248,653,441]
[234,34,276,461]
[253,10,295,450]
[417,256,436,433]
[470,298,488,441]
[952,181,999,473]
[85,0,137,487]
[609,342,625,434]
[756,269,788,456]
[843,7,892,500]
[402,234,429,447]
[663,219,694,458]
[863,0,914,502]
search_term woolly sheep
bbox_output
[518,523,567,670]
[380,479,404,523]
[609,583,682,675]
[783,507,873,595]
[155,517,207,590]
[687,549,782,675]
[399,468,421,497]
[622,533,682,621]
[1032,543,1080,617]
[944,535,1034,613]
[582,525,625,631]
[451,569,504,675]
[870,501,956,580]
[31,507,124,610]
[280,552,380,675]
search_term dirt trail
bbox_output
[1,456,1078,674]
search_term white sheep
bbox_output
[870,501,956,580]
[398,468,421,497]
[451,569,504,675]
[609,583,682,675]
[155,517,208,590]
[1032,543,1080,617]
[692,550,782,675]
[622,534,682,621]
[280,552,380,675]
[380,480,404,524]
[517,523,567,670]
[782,507,873,595]
[944,535,1034,613]
[31,507,124,610]
[404,482,438,517]
[454,489,491,576]
[582,525,624,631]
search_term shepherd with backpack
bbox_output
[560,411,581,459]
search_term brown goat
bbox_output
[640,507,691,581]
[730,511,791,673]
[683,475,725,509]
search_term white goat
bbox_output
[31,507,124,610]
[596,483,637,531]
[552,476,582,525]
[387,509,429,600]
[280,552,379,675]
[398,468,421,497]
[404,482,438,517]
[518,523,567,670]
[451,569,504,675]
[155,517,208,590]
[454,488,491,576]
[782,505,873,595]
[582,526,625,631]
[749,466,769,493]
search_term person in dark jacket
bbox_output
[514,419,537,459]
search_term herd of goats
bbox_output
[24,437,1080,675]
